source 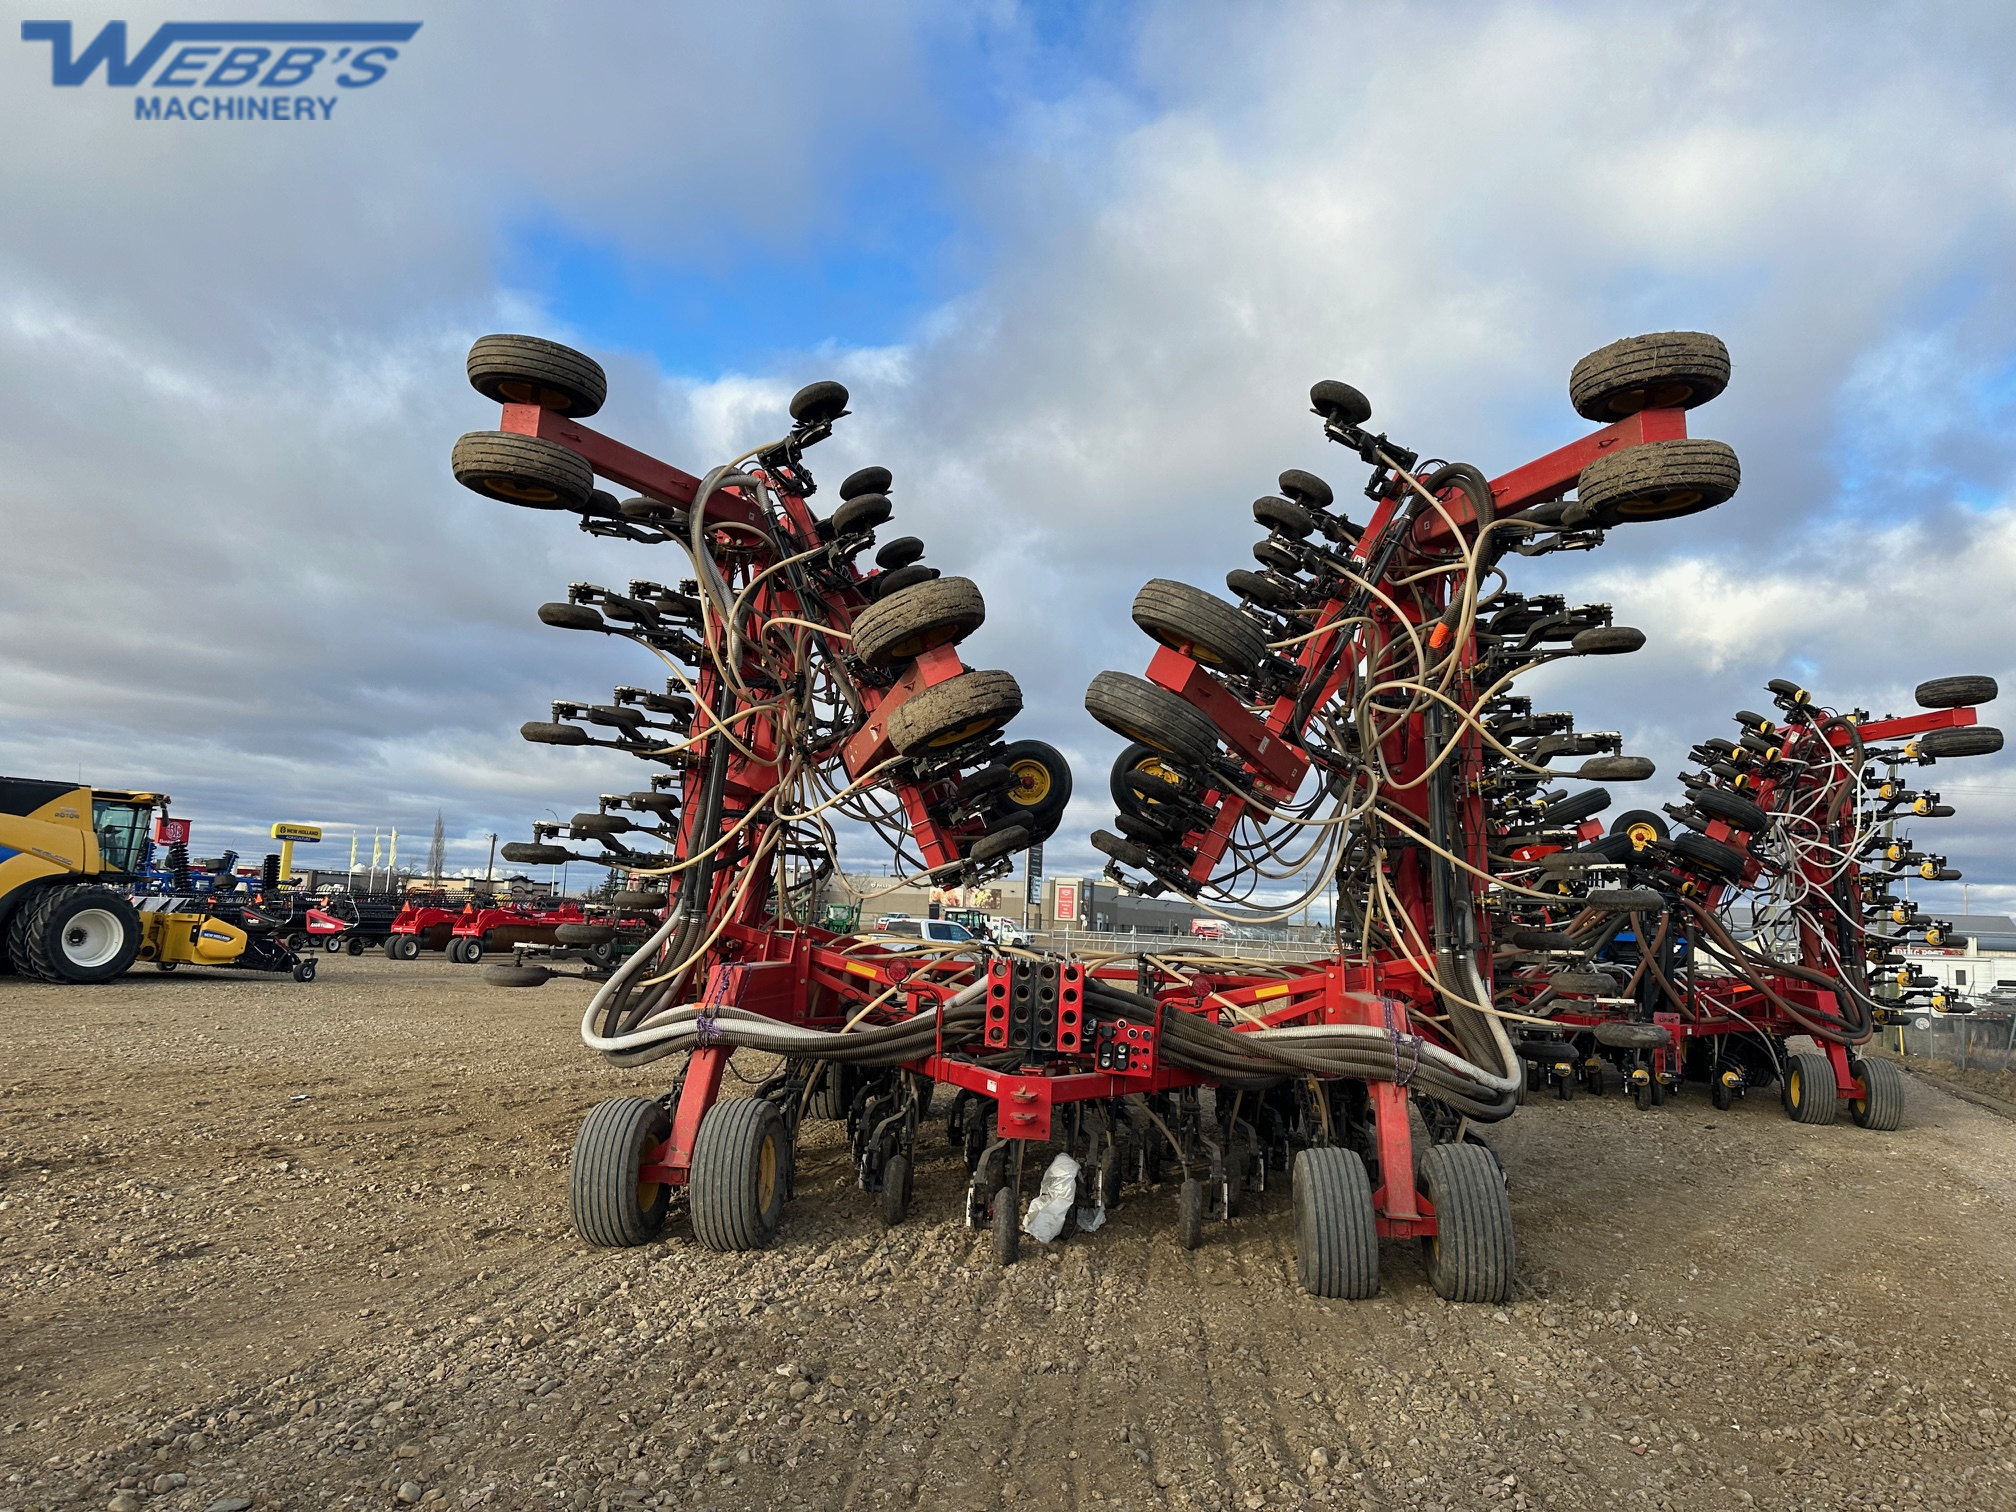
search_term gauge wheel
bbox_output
[451,430,595,511]
[1568,331,1730,421]
[1131,579,1269,676]
[885,670,1023,756]
[465,333,607,417]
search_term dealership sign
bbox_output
[21,20,422,119]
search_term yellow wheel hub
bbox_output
[1008,758,1052,807]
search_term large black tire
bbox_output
[17,885,141,984]
[1673,830,1750,878]
[451,431,594,511]
[885,670,1023,755]
[1914,675,1998,710]
[569,1097,671,1247]
[446,937,467,964]
[1919,726,2003,759]
[393,935,422,961]
[1848,1057,1905,1131]
[1574,439,1739,526]
[689,1098,790,1252]
[1418,1143,1514,1304]
[1568,331,1730,421]
[1131,580,1269,676]
[1293,1147,1379,1299]
[852,577,986,665]
[1783,1051,1838,1125]
[466,334,607,418]
[1692,787,1768,832]
[1085,671,1222,768]
[461,939,485,965]
[1110,744,1187,817]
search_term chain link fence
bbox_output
[1897,1010,2016,1073]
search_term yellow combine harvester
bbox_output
[0,777,310,985]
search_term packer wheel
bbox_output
[1568,331,1730,421]
[1292,1147,1378,1299]
[880,1154,912,1227]
[992,1185,1020,1266]
[1177,1177,1206,1251]
[1084,670,1223,768]
[1130,579,1268,676]
[570,1096,671,1248]
[451,430,595,511]
[851,577,986,665]
[689,1098,790,1252]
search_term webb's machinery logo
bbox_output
[20,20,422,120]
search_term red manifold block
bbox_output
[983,958,1085,1052]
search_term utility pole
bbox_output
[484,833,497,886]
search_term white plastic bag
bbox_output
[1021,1152,1081,1242]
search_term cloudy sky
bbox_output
[4,0,2014,916]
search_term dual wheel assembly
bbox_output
[570,1095,791,1252]
[1292,1142,1513,1303]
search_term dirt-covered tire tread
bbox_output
[1085,671,1223,767]
[1569,331,1730,421]
[1783,1050,1839,1125]
[1131,579,1268,675]
[885,670,1023,756]
[1914,675,1997,710]
[853,577,986,665]
[1575,438,1739,525]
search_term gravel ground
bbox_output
[5,954,2016,1512]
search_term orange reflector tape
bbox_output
[1254,983,1292,1001]
[844,961,880,979]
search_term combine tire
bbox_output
[18,886,142,984]
[689,1098,790,1252]
[466,333,607,418]
[1085,671,1223,768]
[1131,580,1268,676]
[1914,675,1997,709]
[1418,1143,1514,1304]
[1293,1147,1379,1299]
[852,577,985,665]
[886,670,1022,755]
[1849,1058,1905,1131]
[570,1097,671,1247]
[1574,439,1739,526]
[1782,1051,1838,1125]
[451,430,595,511]
[1568,331,1730,421]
